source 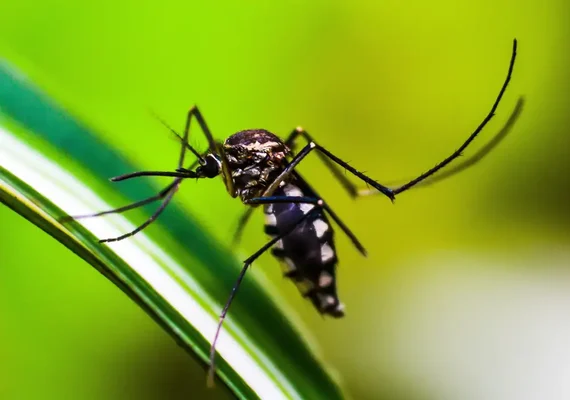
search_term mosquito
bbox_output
[64,39,517,384]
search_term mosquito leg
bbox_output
[168,120,234,196]
[400,97,524,190]
[392,39,518,195]
[207,206,319,387]
[284,127,360,198]
[231,166,365,250]
[355,96,525,195]
[231,208,255,246]
[232,141,393,249]
[184,105,218,153]
[61,179,182,222]
[99,187,179,243]
[292,171,366,256]
[179,107,236,196]
[261,141,395,201]
[245,195,321,206]
[110,170,195,182]
[284,39,518,198]
[246,193,366,255]
[64,107,216,238]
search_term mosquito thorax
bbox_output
[224,129,290,201]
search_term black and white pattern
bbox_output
[63,39,519,383]
[264,182,344,317]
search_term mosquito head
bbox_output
[195,153,222,179]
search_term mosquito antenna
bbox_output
[148,110,205,164]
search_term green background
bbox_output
[1,1,569,399]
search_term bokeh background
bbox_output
[1,1,570,399]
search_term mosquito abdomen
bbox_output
[264,183,345,317]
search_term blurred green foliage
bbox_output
[1,1,569,399]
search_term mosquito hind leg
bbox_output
[391,39,518,194]
[260,140,395,202]
[285,39,518,198]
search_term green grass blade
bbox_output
[0,61,346,400]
